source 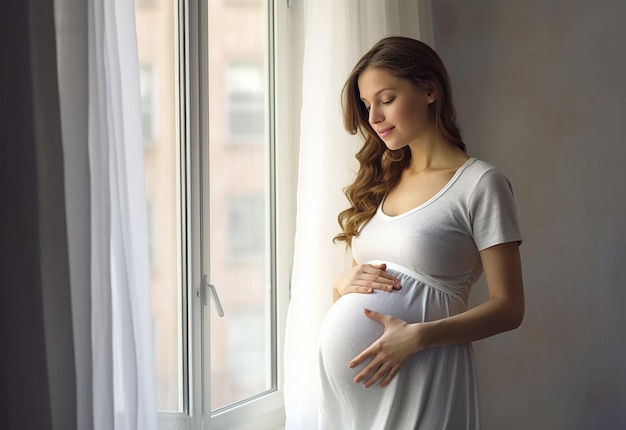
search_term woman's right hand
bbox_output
[333,263,402,299]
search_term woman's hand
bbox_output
[333,263,401,299]
[349,309,425,388]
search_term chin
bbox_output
[383,141,408,151]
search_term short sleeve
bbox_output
[469,168,522,251]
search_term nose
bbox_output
[369,105,383,125]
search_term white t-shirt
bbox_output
[352,157,522,301]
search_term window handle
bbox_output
[201,275,225,317]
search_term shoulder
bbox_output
[463,158,512,186]
[465,159,519,224]
[456,158,518,211]
[462,159,522,248]
[465,157,500,176]
[453,157,511,191]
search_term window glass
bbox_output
[139,63,157,145]
[227,308,267,386]
[136,0,183,413]
[207,0,273,412]
[146,200,155,269]
[227,195,265,259]
[226,62,265,142]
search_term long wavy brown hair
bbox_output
[334,36,466,246]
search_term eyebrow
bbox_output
[359,87,396,102]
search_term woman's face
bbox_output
[357,67,434,151]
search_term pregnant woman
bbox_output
[318,37,525,429]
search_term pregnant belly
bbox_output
[318,286,425,383]
[318,270,466,386]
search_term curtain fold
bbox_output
[85,0,158,429]
[283,1,425,428]
[55,0,94,427]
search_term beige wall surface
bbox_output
[431,1,626,429]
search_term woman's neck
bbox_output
[406,134,468,174]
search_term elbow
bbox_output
[492,297,524,332]
[509,314,523,331]
[491,294,524,332]
[506,304,525,331]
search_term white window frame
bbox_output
[157,0,294,429]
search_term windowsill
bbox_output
[210,391,285,430]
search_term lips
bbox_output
[377,126,394,138]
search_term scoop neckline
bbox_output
[378,157,476,220]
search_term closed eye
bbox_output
[382,97,395,105]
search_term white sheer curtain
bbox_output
[283,1,427,428]
[85,1,157,429]
[60,0,157,428]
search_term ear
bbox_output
[425,83,439,105]
[425,85,437,104]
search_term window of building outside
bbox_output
[135,0,284,428]
[227,195,265,260]
[139,63,157,145]
[146,200,156,269]
[226,62,265,143]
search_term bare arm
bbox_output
[350,242,524,387]
[420,241,524,345]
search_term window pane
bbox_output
[207,0,273,411]
[227,62,265,141]
[139,64,156,145]
[227,195,265,259]
[136,0,183,412]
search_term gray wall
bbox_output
[432,1,626,429]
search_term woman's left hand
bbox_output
[349,309,425,388]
